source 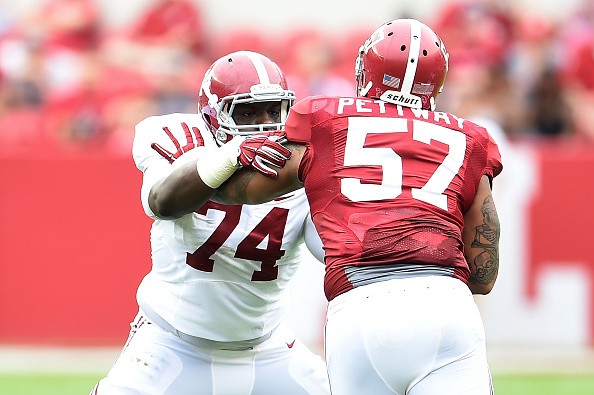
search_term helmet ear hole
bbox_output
[204,114,213,127]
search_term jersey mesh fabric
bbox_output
[133,113,311,340]
[286,96,502,301]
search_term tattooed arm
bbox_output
[462,175,500,294]
[214,143,305,205]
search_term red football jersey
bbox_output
[285,96,503,301]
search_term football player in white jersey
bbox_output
[90,51,330,395]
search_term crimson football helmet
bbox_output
[355,19,449,110]
[198,50,296,145]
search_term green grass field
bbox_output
[1,373,593,395]
[0,373,101,395]
[494,374,594,394]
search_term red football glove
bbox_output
[238,133,291,178]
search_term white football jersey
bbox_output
[132,113,310,341]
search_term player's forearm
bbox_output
[468,268,498,294]
[215,168,280,205]
[463,204,500,294]
[215,152,303,205]
[149,138,246,218]
[466,239,499,295]
[149,161,216,219]
[465,245,499,294]
[463,177,500,294]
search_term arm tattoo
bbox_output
[288,142,305,156]
[469,195,500,285]
[213,168,256,204]
[214,142,303,204]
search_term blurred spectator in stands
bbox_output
[18,0,102,93]
[432,0,515,69]
[96,0,210,154]
[431,0,519,139]
[43,51,107,150]
[1,0,590,150]
[0,35,45,107]
[507,14,556,104]
[101,44,206,156]
[279,29,353,100]
[128,0,205,55]
[22,0,101,53]
[44,40,162,153]
[0,78,46,151]
[114,0,206,77]
[0,0,105,151]
[524,67,574,139]
[98,43,156,155]
[0,31,48,151]
[557,0,594,141]
[440,62,525,140]
[505,13,573,139]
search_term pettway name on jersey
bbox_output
[336,97,466,129]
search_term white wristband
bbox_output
[196,137,244,189]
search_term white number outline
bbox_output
[341,117,466,210]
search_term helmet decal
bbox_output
[400,19,422,96]
[200,67,218,109]
[244,51,271,84]
[361,26,386,54]
[382,75,401,89]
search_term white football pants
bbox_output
[325,276,494,395]
[91,314,330,395]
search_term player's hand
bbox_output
[238,132,291,178]
[151,122,205,163]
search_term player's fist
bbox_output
[238,133,291,178]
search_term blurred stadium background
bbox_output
[1,0,594,392]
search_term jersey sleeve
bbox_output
[483,131,503,179]
[285,97,314,143]
[464,120,504,181]
[131,113,217,219]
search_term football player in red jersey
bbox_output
[215,19,503,394]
